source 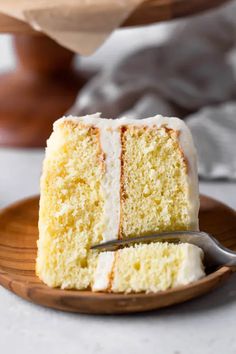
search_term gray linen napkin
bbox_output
[70,1,236,179]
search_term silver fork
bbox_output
[91,231,236,270]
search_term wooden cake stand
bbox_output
[0,0,230,147]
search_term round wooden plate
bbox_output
[0,0,229,33]
[0,195,235,314]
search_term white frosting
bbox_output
[174,244,205,286]
[92,252,115,292]
[177,125,199,230]
[55,113,200,291]
[97,126,121,242]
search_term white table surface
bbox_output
[1,22,236,354]
[0,147,236,354]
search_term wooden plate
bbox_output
[0,195,235,314]
[0,0,229,33]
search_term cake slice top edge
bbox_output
[54,112,190,131]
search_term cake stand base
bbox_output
[0,35,90,147]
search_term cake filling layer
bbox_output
[99,126,121,242]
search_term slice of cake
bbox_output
[37,113,204,291]
[93,243,205,293]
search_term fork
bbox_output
[91,231,236,270]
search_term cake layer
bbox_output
[92,242,205,293]
[120,125,195,238]
[37,120,105,289]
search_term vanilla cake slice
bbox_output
[37,113,205,292]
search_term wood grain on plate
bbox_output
[0,195,235,314]
[0,0,229,33]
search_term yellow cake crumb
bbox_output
[37,120,104,289]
